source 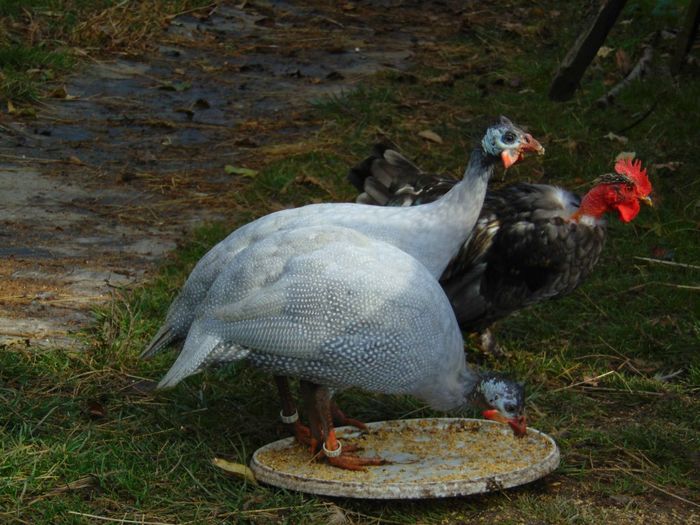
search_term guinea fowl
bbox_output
[349,150,653,354]
[141,116,544,359]
[156,225,527,470]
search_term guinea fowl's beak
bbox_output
[482,410,528,438]
[500,133,545,169]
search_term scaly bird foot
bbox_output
[331,402,369,432]
[325,452,386,471]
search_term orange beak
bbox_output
[483,409,527,438]
[500,133,545,169]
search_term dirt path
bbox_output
[0,1,421,348]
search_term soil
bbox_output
[0,0,419,348]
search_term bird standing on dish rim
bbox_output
[156,225,528,470]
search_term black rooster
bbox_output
[348,147,653,354]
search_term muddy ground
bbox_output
[0,1,424,348]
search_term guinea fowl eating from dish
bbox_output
[348,151,653,355]
[143,118,541,445]
[156,226,527,470]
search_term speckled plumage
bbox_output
[347,146,608,333]
[157,226,479,412]
[142,119,536,359]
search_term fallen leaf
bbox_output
[7,100,37,117]
[604,132,628,144]
[615,151,636,161]
[48,86,78,100]
[224,165,258,177]
[582,375,601,386]
[426,73,453,86]
[212,458,258,484]
[615,49,632,75]
[85,400,106,419]
[418,130,443,144]
[650,246,674,260]
[565,139,578,153]
[66,156,83,165]
[597,46,615,58]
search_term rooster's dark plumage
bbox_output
[348,146,653,354]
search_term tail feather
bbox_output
[140,325,178,359]
[156,321,250,389]
[157,332,221,389]
[347,144,441,206]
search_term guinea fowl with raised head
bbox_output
[348,150,653,355]
[156,225,527,470]
[142,117,544,359]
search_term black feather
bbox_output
[348,147,607,341]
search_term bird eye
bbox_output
[502,131,516,144]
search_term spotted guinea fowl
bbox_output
[156,225,527,470]
[141,117,544,359]
[348,150,653,354]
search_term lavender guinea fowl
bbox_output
[141,117,544,359]
[156,225,527,470]
[349,151,654,355]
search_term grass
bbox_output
[1,0,699,523]
[0,0,210,103]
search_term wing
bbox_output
[157,226,462,390]
[348,144,457,206]
[441,183,605,330]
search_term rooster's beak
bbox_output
[482,410,528,438]
[640,195,653,207]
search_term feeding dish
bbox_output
[250,417,559,499]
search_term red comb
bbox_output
[615,158,652,197]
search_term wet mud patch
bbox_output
[0,0,426,347]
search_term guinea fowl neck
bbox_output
[422,147,496,271]
[436,147,495,207]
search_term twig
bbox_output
[31,405,59,436]
[633,256,700,271]
[163,2,217,21]
[577,385,666,396]
[66,512,184,525]
[619,469,700,509]
[624,281,700,293]
[551,370,616,392]
[597,35,656,108]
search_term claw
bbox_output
[331,402,369,431]
[326,453,387,471]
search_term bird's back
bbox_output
[348,148,607,331]
[158,226,471,409]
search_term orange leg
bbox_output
[331,401,369,432]
[307,381,386,471]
